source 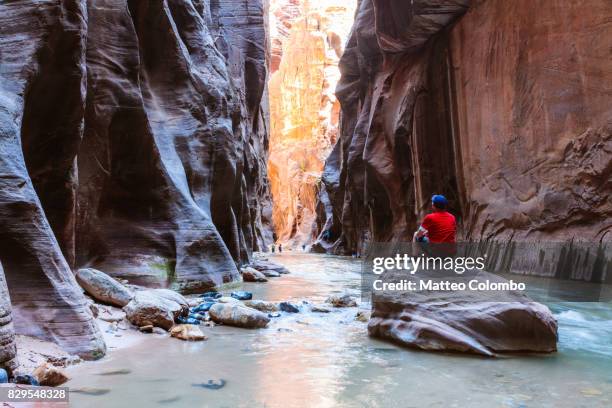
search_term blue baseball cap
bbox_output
[432,194,448,208]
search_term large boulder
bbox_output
[209,303,270,329]
[250,260,290,275]
[123,291,185,330]
[241,267,268,282]
[368,270,558,356]
[76,268,134,307]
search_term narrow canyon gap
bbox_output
[267,0,357,247]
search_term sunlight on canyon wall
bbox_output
[268,0,356,247]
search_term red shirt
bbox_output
[421,211,456,243]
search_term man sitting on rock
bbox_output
[414,195,456,243]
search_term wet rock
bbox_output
[199,292,222,299]
[261,270,281,278]
[139,325,154,333]
[279,302,300,313]
[0,368,7,383]
[355,311,371,322]
[368,271,558,356]
[311,305,331,313]
[33,363,69,387]
[268,312,281,318]
[192,379,226,390]
[192,302,215,313]
[250,260,290,274]
[327,294,357,308]
[209,304,270,329]
[217,297,240,304]
[230,291,253,301]
[176,317,201,325]
[241,267,268,283]
[244,300,279,313]
[170,325,207,341]
[188,313,207,321]
[76,268,134,308]
[123,291,184,330]
[13,375,39,386]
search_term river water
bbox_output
[67,253,612,407]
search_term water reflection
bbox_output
[66,253,612,408]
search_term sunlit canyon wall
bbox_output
[316,0,612,254]
[268,0,356,247]
[0,0,271,360]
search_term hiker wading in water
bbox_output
[414,195,456,244]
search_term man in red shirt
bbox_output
[414,195,456,243]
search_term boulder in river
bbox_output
[368,270,558,356]
[241,267,268,282]
[279,302,300,313]
[123,291,184,330]
[230,291,253,301]
[76,268,134,307]
[33,363,69,386]
[250,260,290,274]
[327,294,357,308]
[170,325,207,341]
[244,300,279,313]
[209,303,270,328]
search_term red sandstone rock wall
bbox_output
[0,0,271,356]
[317,0,611,254]
[268,0,356,247]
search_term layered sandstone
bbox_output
[316,0,612,254]
[268,0,356,246]
[0,0,270,357]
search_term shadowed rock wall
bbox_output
[0,0,271,356]
[316,0,612,254]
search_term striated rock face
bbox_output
[317,0,612,254]
[268,0,356,246]
[0,0,270,357]
[0,265,17,373]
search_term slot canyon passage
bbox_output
[0,0,610,407]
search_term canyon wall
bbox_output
[0,0,271,357]
[268,0,356,247]
[317,0,612,254]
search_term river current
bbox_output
[67,253,612,407]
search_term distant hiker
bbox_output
[302,244,306,251]
[279,244,283,253]
[271,245,275,253]
[414,195,456,243]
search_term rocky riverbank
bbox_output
[2,256,364,389]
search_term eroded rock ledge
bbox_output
[0,0,271,358]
